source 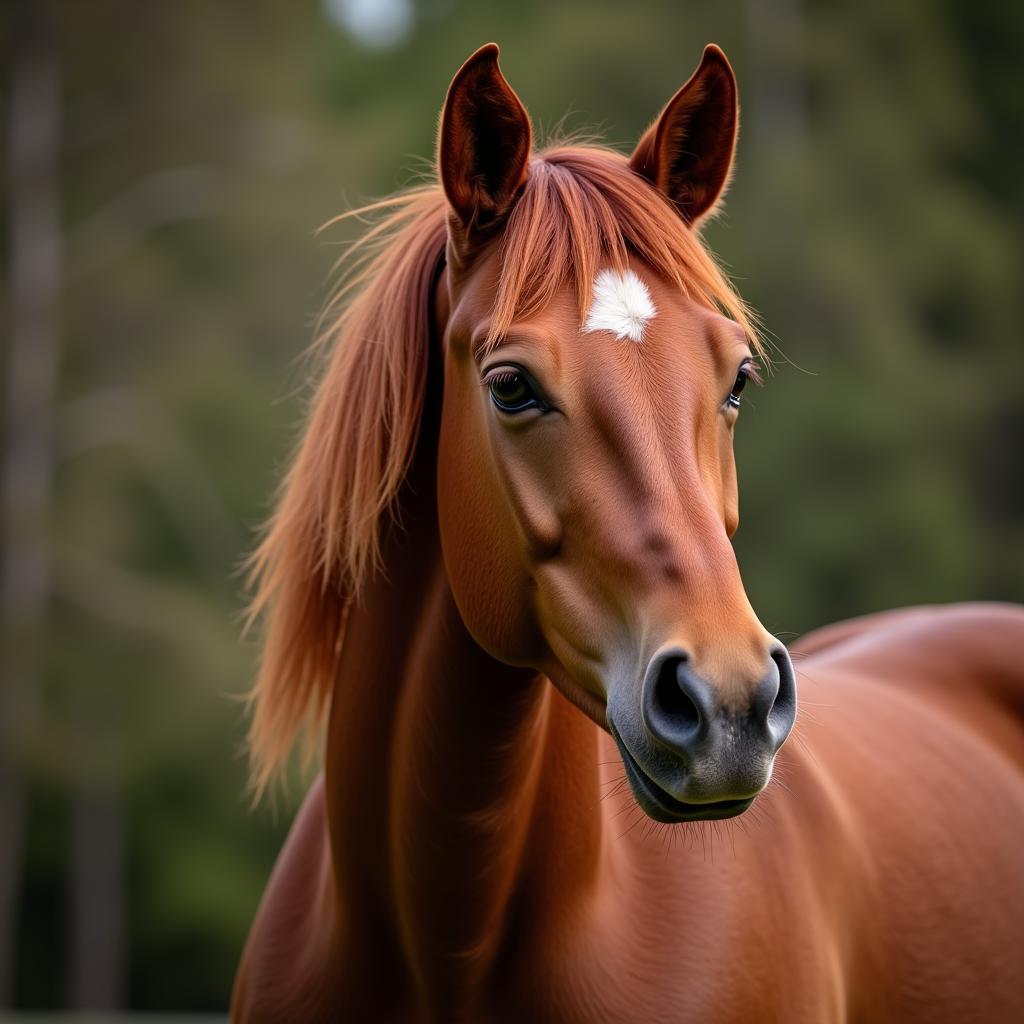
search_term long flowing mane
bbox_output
[245,143,759,797]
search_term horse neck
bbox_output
[322,308,606,1015]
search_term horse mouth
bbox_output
[611,727,755,824]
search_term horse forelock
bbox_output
[484,145,759,354]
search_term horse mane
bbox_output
[245,143,759,798]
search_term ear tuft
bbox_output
[438,44,532,231]
[630,44,738,227]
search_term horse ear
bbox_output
[438,43,532,233]
[629,44,738,227]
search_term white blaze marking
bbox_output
[584,268,656,343]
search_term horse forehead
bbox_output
[453,257,732,370]
[580,266,725,345]
[568,269,726,378]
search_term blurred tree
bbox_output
[1,3,60,1005]
[729,0,1024,634]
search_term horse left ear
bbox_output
[629,44,738,227]
[438,43,532,235]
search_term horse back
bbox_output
[794,602,1024,769]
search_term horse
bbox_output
[231,43,1024,1023]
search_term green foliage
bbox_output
[5,0,1021,1010]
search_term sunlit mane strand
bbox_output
[245,143,760,798]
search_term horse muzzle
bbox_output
[608,645,797,822]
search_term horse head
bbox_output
[435,44,796,822]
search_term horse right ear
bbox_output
[438,43,532,239]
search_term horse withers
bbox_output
[232,43,1024,1023]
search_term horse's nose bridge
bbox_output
[597,471,733,595]
[566,441,766,663]
[642,525,760,649]
[569,396,725,590]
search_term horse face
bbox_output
[436,44,795,822]
[438,253,794,820]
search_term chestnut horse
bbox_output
[232,44,1024,1022]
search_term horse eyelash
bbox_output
[481,369,519,387]
[743,360,764,387]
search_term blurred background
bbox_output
[1,0,1021,1015]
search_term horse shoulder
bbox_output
[785,603,1024,1021]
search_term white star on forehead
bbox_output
[583,268,656,343]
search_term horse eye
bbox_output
[486,369,543,413]
[726,372,747,410]
[726,363,756,410]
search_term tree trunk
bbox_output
[0,5,61,1005]
[70,785,123,1008]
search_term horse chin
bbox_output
[611,725,763,824]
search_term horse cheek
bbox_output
[437,409,545,670]
[719,428,741,538]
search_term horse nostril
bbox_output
[654,657,701,732]
[643,651,715,755]
[765,645,797,748]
